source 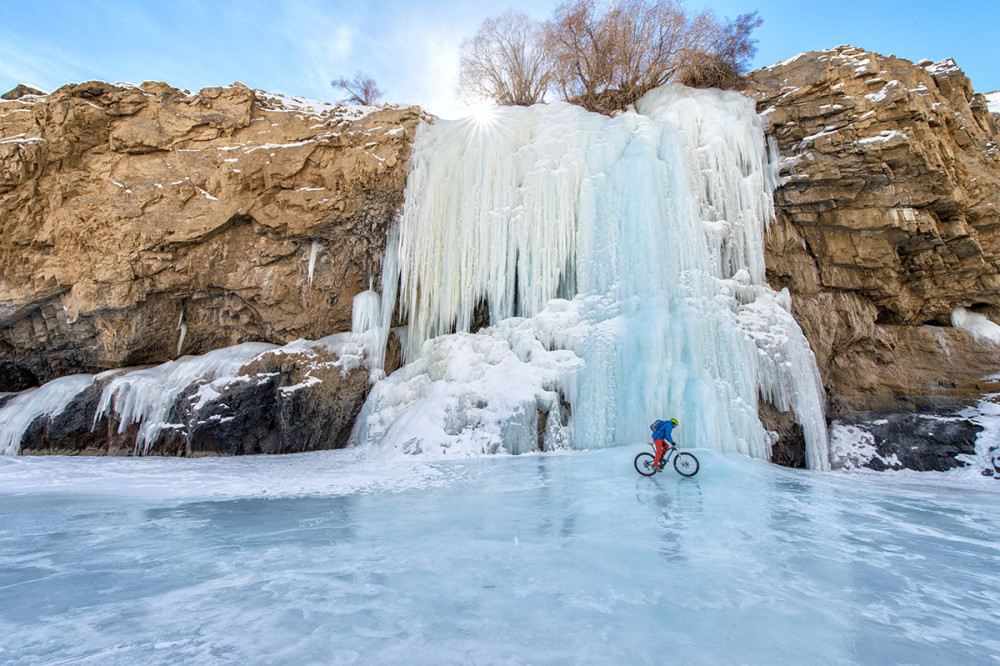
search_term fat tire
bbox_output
[634,452,657,476]
[673,452,699,477]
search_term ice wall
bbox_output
[355,85,830,469]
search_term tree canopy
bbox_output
[332,73,383,106]
[457,0,762,114]
[458,10,553,107]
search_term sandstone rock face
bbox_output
[2,84,47,100]
[0,81,425,391]
[749,47,1000,424]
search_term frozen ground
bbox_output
[1,449,998,665]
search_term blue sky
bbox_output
[1,0,996,118]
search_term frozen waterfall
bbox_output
[352,84,830,469]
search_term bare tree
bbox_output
[681,11,763,89]
[547,0,729,113]
[332,73,383,105]
[458,9,554,106]
[458,0,763,114]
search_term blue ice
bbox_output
[2,449,997,664]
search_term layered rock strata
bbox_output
[0,81,424,390]
[749,46,1000,471]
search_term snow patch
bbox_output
[857,130,906,147]
[986,91,1000,114]
[829,422,900,470]
[923,59,961,77]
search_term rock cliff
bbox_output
[4,48,1000,472]
[0,81,424,390]
[749,46,1000,473]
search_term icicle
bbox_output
[176,308,187,358]
[372,225,400,374]
[94,342,275,455]
[352,290,381,335]
[307,240,320,286]
[351,289,384,381]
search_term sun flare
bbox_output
[464,100,498,131]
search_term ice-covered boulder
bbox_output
[2,334,390,456]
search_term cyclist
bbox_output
[650,418,679,468]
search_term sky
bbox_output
[1,0,997,119]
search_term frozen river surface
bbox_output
[1,448,999,665]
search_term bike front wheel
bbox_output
[673,452,699,477]
[634,452,657,476]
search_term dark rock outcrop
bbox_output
[830,404,982,472]
[15,336,391,456]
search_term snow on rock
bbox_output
[857,129,908,148]
[95,343,278,454]
[921,58,962,77]
[830,394,1000,480]
[986,91,1000,114]
[829,422,898,470]
[256,91,378,121]
[966,394,1000,477]
[0,324,382,456]
[0,375,95,455]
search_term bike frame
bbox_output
[649,442,678,467]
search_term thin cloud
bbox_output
[0,29,92,91]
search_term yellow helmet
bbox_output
[670,418,679,426]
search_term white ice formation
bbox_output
[352,84,830,469]
[94,343,278,454]
[307,240,321,286]
[0,374,95,455]
[951,306,1000,345]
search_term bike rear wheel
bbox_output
[634,452,657,476]
[673,451,699,477]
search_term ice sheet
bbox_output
[1,449,997,664]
